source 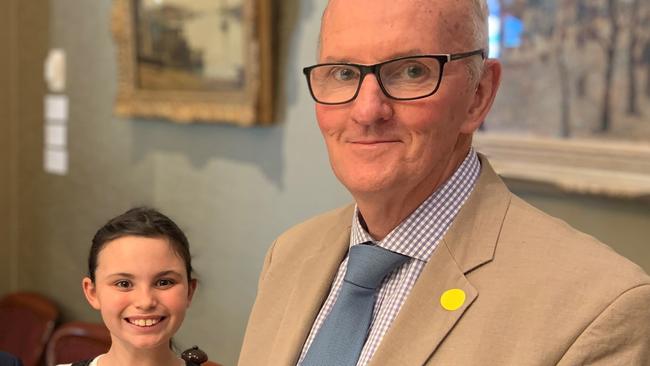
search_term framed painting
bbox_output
[111,0,273,125]
[474,0,650,198]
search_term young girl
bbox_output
[59,207,198,366]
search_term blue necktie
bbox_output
[302,243,409,366]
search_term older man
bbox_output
[239,0,650,365]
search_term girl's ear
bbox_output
[187,279,198,306]
[82,277,101,310]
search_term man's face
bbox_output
[316,0,487,200]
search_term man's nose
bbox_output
[134,287,158,310]
[350,75,393,126]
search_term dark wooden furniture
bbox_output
[45,321,111,366]
[0,292,59,366]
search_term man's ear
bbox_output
[187,279,198,306]
[460,59,502,134]
[82,277,101,310]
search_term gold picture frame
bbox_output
[111,0,273,126]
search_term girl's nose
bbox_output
[134,287,158,310]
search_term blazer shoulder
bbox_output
[269,204,354,259]
[502,195,650,286]
[276,204,354,243]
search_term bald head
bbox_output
[319,0,489,81]
[321,0,488,54]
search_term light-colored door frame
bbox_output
[0,0,47,294]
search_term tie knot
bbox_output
[344,244,409,289]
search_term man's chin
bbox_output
[339,175,398,198]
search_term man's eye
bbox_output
[115,280,132,289]
[402,64,427,79]
[332,67,358,82]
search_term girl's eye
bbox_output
[156,279,176,288]
[114,280,132,289]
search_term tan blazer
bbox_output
[239,159,650,366]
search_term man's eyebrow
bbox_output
[383,49,430,60]
[321,49,429,64]
[321,55,355,63]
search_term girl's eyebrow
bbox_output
[156,270,183,277]
[104,270,183,279]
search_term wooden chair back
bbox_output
[45,321,111,366]
[0,292,59,366]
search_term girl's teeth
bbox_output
[131,318,160,327]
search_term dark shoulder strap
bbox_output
[71,360,93,366]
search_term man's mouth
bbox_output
[126,317,165,327]
[349,139,400,145]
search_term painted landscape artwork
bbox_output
[483,0,650,143]
[112,0,274,125]
[135,0,245,91]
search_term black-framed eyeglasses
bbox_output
[302,49,485,105]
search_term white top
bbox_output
[57,355,185,366]
[57,355,101,366]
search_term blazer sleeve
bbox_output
[257,239,277,289]
[557,284,650,366]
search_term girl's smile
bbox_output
[126,316,165,327]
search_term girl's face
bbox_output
[82,236,197,351]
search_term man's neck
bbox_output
[354,147,471,240]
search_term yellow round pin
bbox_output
[440,289,466,311]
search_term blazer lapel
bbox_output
[443,157,512,274]
[267,214,353,366]
[368,241,478,365]
[369,157,512,365]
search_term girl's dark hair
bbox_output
[89,207,192,282]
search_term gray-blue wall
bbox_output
[1,1,648,366]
